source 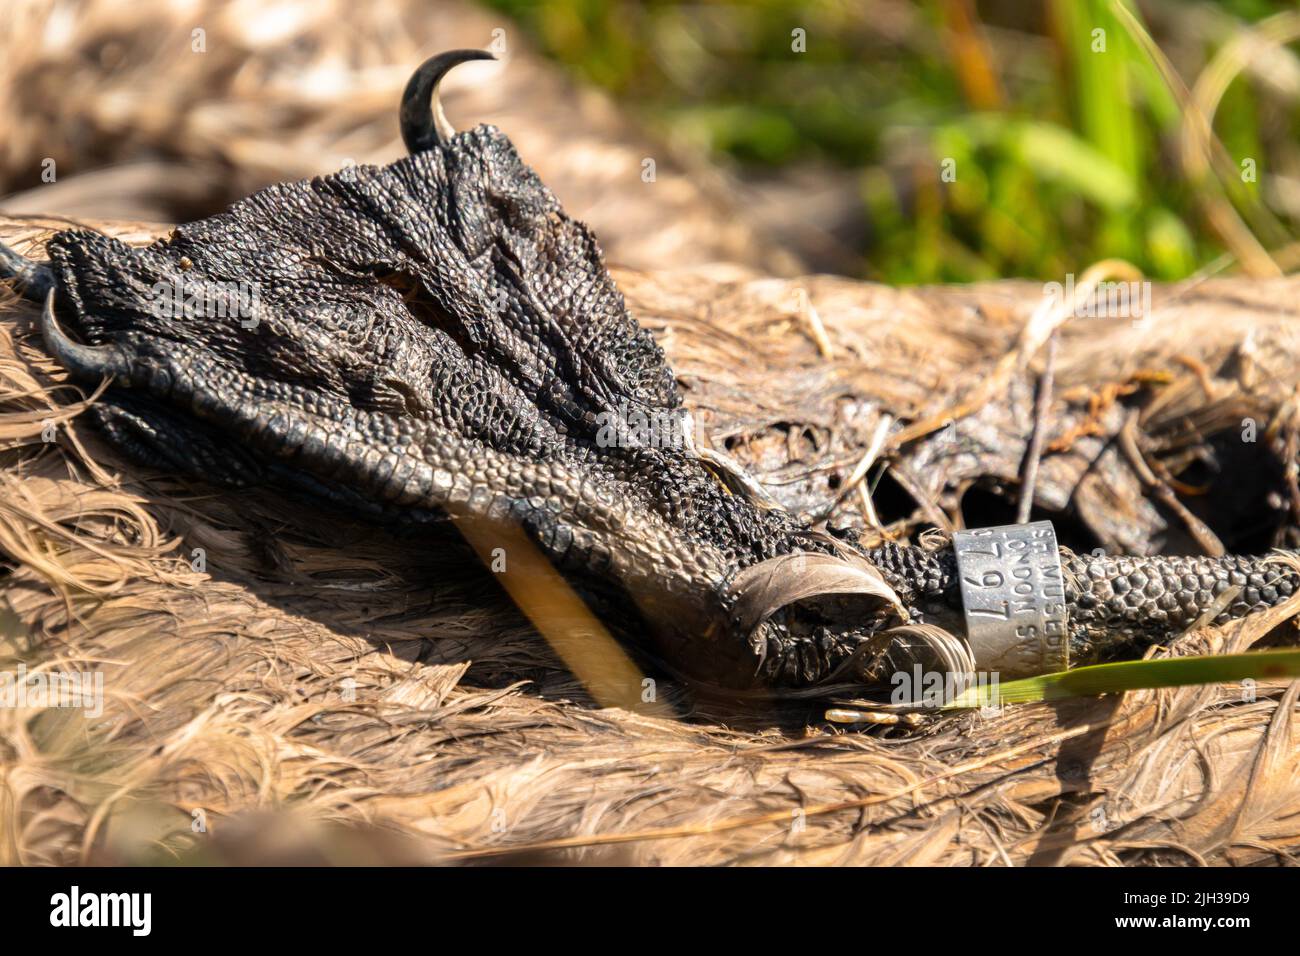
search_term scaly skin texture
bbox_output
[6,92,1299,691]
[862,543,1299,663]
[34,124,868,688]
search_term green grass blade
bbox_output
[943,648,1300,710]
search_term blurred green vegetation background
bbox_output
[484,0,1300,283]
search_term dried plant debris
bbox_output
[0,0,797,274]
[5,53,1300,701]
[5,211,1300,863]
[2,32,1300,864]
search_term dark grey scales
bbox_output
[3,51,1297,691]
[866,544,1296,663]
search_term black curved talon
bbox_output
[399,49,497,154]
[8,52,1300,694]
[40,288,129,382]
[0,241,56,302]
